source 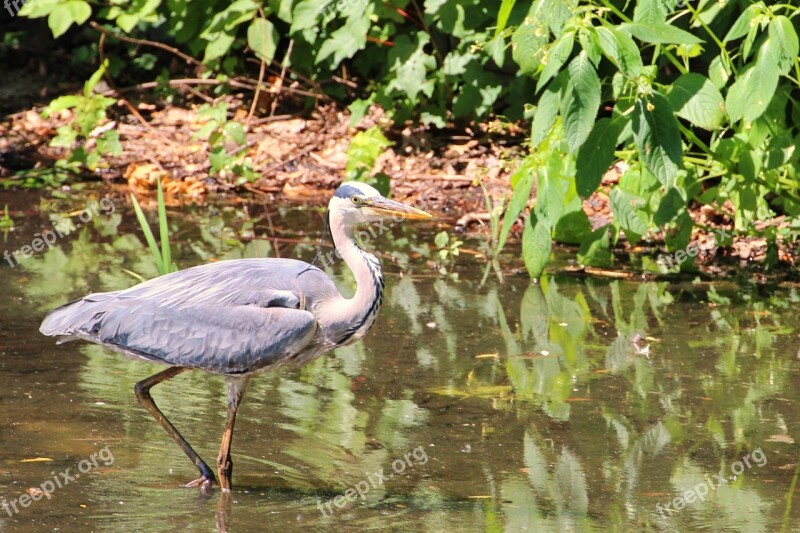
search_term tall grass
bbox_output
[130,178,177,276]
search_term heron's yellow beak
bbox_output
[363,197,432,220]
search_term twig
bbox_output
[97,31,184,149]
[101,78,319,99]
[331,75,358,88]
[250,114,300,125]
[89,21,202,67]
[247,53,267,128]
[243,57,328,99]
[271,39,294,117]
[405,174,475,182]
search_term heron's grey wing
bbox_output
[39,258,336,374]
[59,300,317,374]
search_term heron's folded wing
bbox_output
[61,302,317,375]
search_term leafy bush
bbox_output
[20,0,524,126]
[504,0,800,276]
[193,102,258,183]
[18,0,800,277]
[41,60,121,173]
[345,126,392,194]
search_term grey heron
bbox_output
[39,181,431,491]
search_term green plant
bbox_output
[41,60,121,172]
[434,230,463,275]
[476,177,509,284]
[194,102,258,184]
[130,178,177,276]
[345,126,393,195]
[21,0,525,126]
[19,0,800,278]
[0,205,14,229]
[0,205,14,233]
[502,0,800,278]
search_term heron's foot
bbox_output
[183,475,215,490]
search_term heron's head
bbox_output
[330,181,431,224]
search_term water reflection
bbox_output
[0,192,798,531]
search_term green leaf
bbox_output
[708,54,732,89]
[348,95,374,126]
[442,51,475,76]
[632,93,682,187]
[723,4,760,42]
[654,187,686,225]
[610,187,648,244]
[385,34,436,105]
[425,0,449,15]
[596,25,643,78]
[47,0,91,38]
[48,6,73,39]
[18,0,61,18]
[116,13,140,33]
[248,18,279,63]
[346,126,393,178]
[50,125,78,148]
[434,231,449,249]
[577,226,612,267]
[156,178,173,274]
[575,117,622,198]
[43,95,81,115]
[84,60,109,97]
[512,17,549,76]
[578,27,602,65]
[767,16,798,75]
[316,6,372,67]
[554,209,591,244]
[224,121,247,146]
[633,0,670,24]
[561,51,600,153]
[536,31,574,93]
[97,130,123,156]
[534,148,581,228]
[531,73,565,148]
[666,73,725,130]
[290,0,328,33]
[203,32,236,63]
[726,60,778,123]
[495,0,517,37]
[130,193,165,274]
[66,0,91,23]
[621,22,703,45]
[522,218,551,279]
[498,157,535,252]
[452,62,503,118]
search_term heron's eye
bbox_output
[351,196,363,205]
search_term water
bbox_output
[1,188,799,532]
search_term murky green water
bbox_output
[1,189,799,532]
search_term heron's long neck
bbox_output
[325,211,385,343]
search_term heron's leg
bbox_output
[133,366,216,488]
[216,376,250,492]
